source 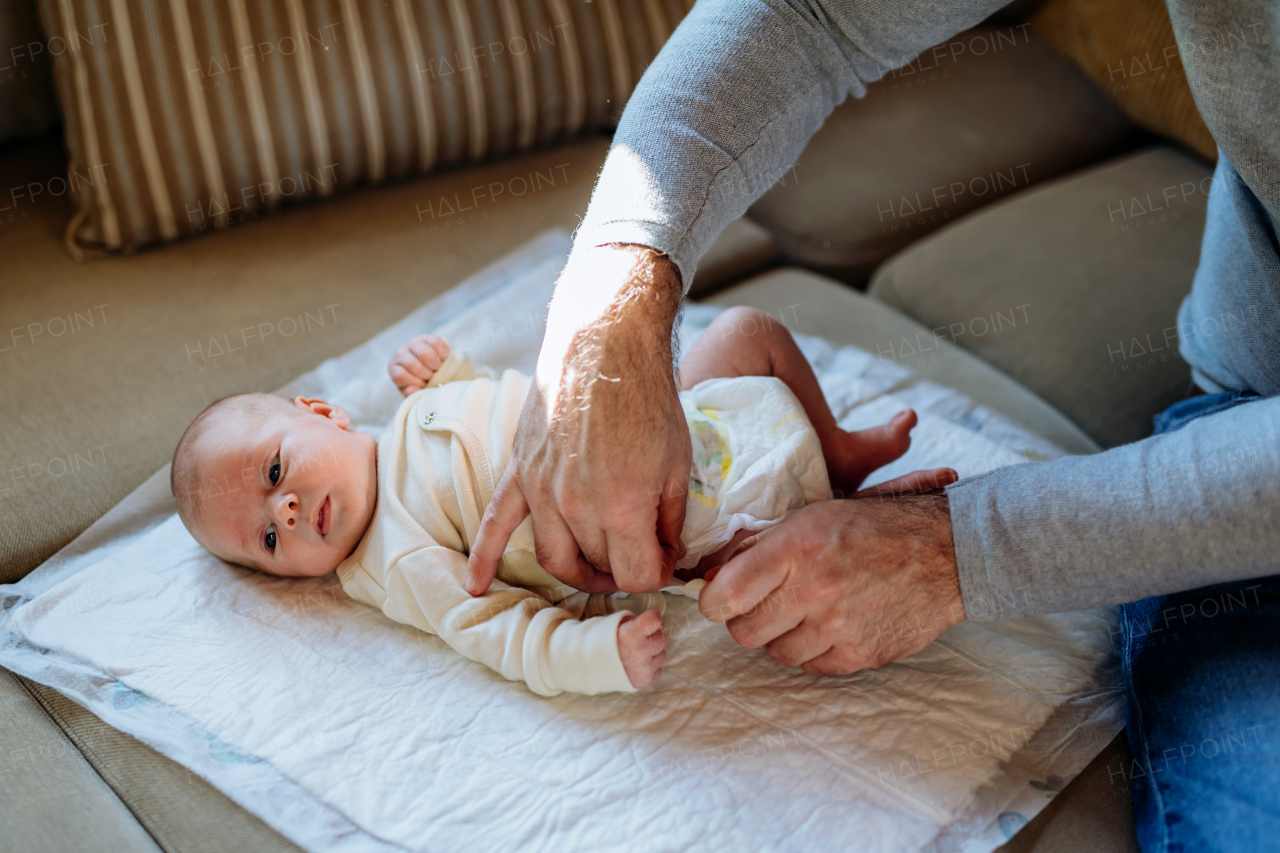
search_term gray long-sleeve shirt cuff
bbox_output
[949,396,1280,620]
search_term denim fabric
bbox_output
[1121,392,1280,853]
[1151,390,1262,434]
[1175,151,1280,396]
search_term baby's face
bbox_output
[189,398,377,577]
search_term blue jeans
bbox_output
[1121,390,1280,853]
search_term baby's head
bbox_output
[172,393,377,577]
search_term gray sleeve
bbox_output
[572,0,1009,289]
[948,396,1280,620]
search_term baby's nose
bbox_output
[276,495,301,527]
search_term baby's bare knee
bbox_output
[712,306,785,342]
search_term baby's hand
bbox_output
[618,609,666,688]
[388,334,451,396]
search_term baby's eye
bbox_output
[265,524,277,551]
[268,456,281,485]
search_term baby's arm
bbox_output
[379,546,661,693]
[681,307,954,496]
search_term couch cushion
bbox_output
[688,216,778,299]
[997,730,1139,853]
[870,146,1212,449]
[15,673,304,853]
[745,26,1134,284]
[0,669,161,853]
[698,267,1099,457]
[35,0,692,256]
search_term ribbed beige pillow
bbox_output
[37,0,691,258]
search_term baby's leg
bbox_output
[681,306,916,495]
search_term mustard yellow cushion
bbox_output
[1030,0,1217,162]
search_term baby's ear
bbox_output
[293,396,351,429]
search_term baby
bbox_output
[171,307,951,696]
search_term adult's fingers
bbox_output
[763,617,833,668]
[725,589,806,650]
[854,467,957,498]
[605,523,671,593]
[800,645,871,677]
[465,466,530,595]
[699,528,791,623]
[656,460,689,564]
[532,496,618,594]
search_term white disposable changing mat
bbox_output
[0,231,1123,853]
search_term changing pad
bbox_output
[0,231,1123,853]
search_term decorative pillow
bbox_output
[0,0,60,143]
[36,0,691,257]
[1029,0,1217,162]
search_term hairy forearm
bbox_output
[862,490,964,623]
[537,246,684,428]
[949,397,1280,620]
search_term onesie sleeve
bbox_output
[380,545,636,696]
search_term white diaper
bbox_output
[677,375,831,569]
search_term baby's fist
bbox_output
[388,334,451,396]
[618,609,666,688]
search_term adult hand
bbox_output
[699,477,965,675]
[466,244,691,596]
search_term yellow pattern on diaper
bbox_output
[686,408,732,508]
[770,411,804,433]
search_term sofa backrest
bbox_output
[37,0,692,258]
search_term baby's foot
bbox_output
[618,609,666,688]
[823,409,917,497]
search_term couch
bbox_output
[1,0,1218,849]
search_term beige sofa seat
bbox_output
[870,146,1213,449]
[4,673,305,853]
[0,670,162,853]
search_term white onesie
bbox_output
[337,353,830,697]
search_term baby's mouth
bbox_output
[317,496,331,538]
